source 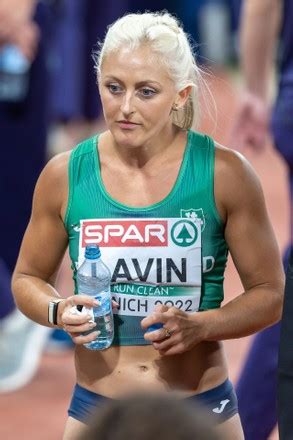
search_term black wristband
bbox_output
[48,299,63,325]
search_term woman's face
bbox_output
[99,45,180,148]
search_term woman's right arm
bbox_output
[12,152,114,344]
[12,152,102,345]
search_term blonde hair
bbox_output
[94,11,207,130]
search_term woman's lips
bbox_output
[117,121,140,129]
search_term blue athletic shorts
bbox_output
[68,379,238,424]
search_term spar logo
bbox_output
[81,220,168,247]
[171,219,198,247]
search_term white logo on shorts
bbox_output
[212,399,230,414]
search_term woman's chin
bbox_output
[112,129,144,148]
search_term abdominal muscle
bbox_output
[74,340,228,398]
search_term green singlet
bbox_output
[64,129,228,345]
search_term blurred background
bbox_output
[0,1,289,439]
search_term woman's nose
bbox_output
[120,92,135,116]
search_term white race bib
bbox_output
[78,218,202,317]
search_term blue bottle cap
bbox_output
[146,323,163,332]
[85,245,101,259]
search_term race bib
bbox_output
[78,218,202,317]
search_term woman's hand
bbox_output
[57,295,118,346]
[57,295,100,345]
[141,304,206,356]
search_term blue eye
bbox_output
[140,88,156,98]
[107,84,122,94]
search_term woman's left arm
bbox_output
[206,146,285,338]
[142,147,284,354]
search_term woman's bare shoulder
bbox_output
[215,142,248,173]
[33,151,72,214]
[214,142,264,220]
[44,150,71,179]
[214,142,260,187]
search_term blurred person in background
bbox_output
[11,11,284,440]
[0,0,56,393]
[48,0,129,156]
[230,0,292,438]
[79,393,221,440]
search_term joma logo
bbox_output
[81,220,168,247]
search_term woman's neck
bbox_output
[102,125,186,170]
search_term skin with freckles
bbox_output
[12,44,284,440]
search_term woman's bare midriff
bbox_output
[75,340,228,398]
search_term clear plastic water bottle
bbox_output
[76,245,114,350]
[0,45,30,102]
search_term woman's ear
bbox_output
[176,85,192,109]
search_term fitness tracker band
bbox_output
[48,299,63,325]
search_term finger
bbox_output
[70,331,101,345]
[144,327,168,342]
[153,303,170,313]
[62,309,94,325]
[62,312,93,326]
[152,332,179,350]
[111,299,119,309]
[141,304,179,330]
[67,295,100,308]
[64,321,97,334]
[141,312,167,330]
[158,342,186,356]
